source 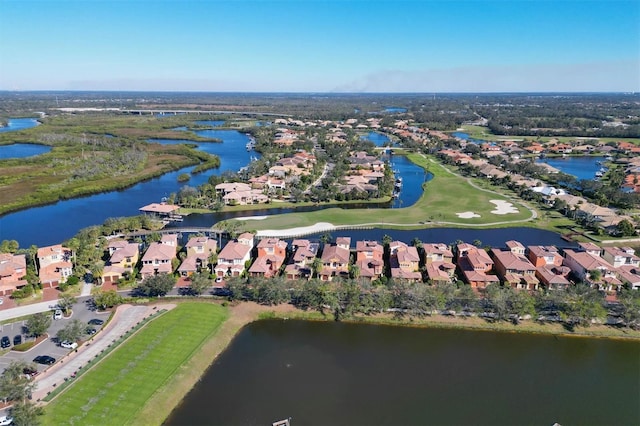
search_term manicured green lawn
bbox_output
[42,303,228,426]
[239,154,534,232]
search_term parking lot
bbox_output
[0,297,112,374]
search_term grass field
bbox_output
[42,303,228,426]
[237,154,535,233]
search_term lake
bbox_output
[0,117,39,133]
[0,143,51,159]
[536,156,607,181]
[165,320,640,426]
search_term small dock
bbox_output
[272,418,291,426]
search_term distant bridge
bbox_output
[121,109,291,117]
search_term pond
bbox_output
[165,320,640,426]
[0,143,51,159]
[536,156,608,181]
[0,118,39,133]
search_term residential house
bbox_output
[390,241,421,282]
[249,238,288,278]
[319,238,351,281]
[456,243,499,290]
[140,242,176,279]
[601,247,640,268]
[0,253,27,295]
[37,245,73,287]
[102,241,139,283]
[354,240,384,280]
[562,249,622,292]
[527,245,563,268]
[491,246,538,291]
[535,265,572,290]
[423,243,455,284]
[214,233,254,278]
[284,239,319,280]
[178,237,217,277]
[617,266,640,290]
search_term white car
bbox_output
[0,415,13,425]
[60,341,78,349]
[53,309,63,320]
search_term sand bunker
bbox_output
[456,211,481,219]
[256,222,336,238]
[490,200,519,215]
[235,216,267,221]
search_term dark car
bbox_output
[23,366,38,378]
[33,355,56,365]
[88,319,104,326]
[13,335,22,346]
[85,327,97,335]
[1,336,10,349]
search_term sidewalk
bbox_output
[32,304,171,401]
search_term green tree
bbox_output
[0,240,19,253]
[188,272,211,296]
[11,400,44,426]
[137,274,176,297]
[617,288,640,329]
[561,284,606,327]
[57,293,77,315]
[25,313,52,337]
[0,361,36,402]
[93,290,123,310]
[616,219,636,237]
[56,319,85,343]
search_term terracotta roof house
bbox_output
[491,248,538,291]
[0,253,27,295]
[37,245,73,287]
[390,241,421,282]
[535,265,571,290]
[139,203,180,218]
[285,239,320,280]
[425,261,455,284]
[249,238,288,278]
[140,242,176,279]
[577,242,602,257]
[319,243,350,282]
[617,266,640,290]
[214,234,254,278]
[178,237,218,277]
[423,243,453,264]
[456,243,498,290]
[601,247,640,268]
[102,242,139,283]
[527,245,563,268]
[355,240,384,280]
[562,249,621,292]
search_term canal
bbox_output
[165,319,640,426]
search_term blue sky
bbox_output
[1,0,638,92]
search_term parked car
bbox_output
[53,309,63,320]
[22,366,38,378]
[1,336,10,349]
[85,327,97,335]
[33,355,56,365]
[13,335,22,346]
[60,341,78,350]
[88,318,104,326]
[0,297,4,305]
[0,415,13,426]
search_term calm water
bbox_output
[165,320,640,426]
[0,118,39,133]
[536,156,607,181]
[451,131,489,145]
[194,120,225,127]
[361,131,392,147]
[0,143,51,159]
[384,107,407,113]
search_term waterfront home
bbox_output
[535,265,572,290]
[527,245,563,268]
[0,253,27,295]
[178,237,218,277]
[249,238,288,278]
[601,247,640,268]
[425,261,456,284]
[102,241,139,283]
[284,239,319,280]
[139,203,180,219]
[37,244,73,287]
[355,240,385,280]
[423,243,454,264]
[617,266,640,290]
[319,239,351,281]
[390,241,421,282]
[562,249,622,292]
[140,242,176,279]
[456,243,499,290]
[214,233,254,278]
[491,247,538,291]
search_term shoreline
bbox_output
[133,300,640,425]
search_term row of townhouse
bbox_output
[0,244,73,296]
[457,240,640,293]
